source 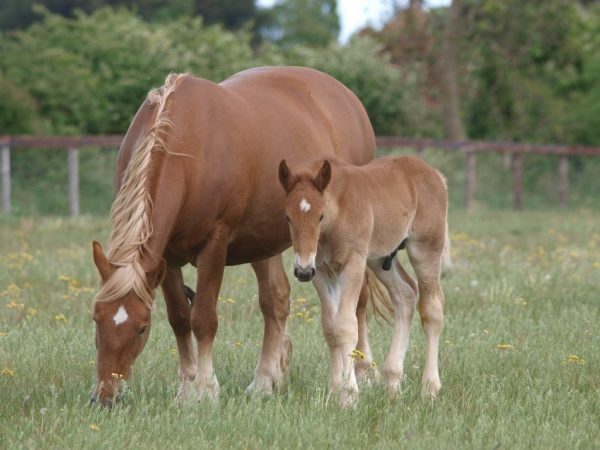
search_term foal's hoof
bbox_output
[422,377,441,398]
[339,386,359,408]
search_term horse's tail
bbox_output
[436,169,452,269]
[366,267,394,326]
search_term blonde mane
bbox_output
[95,73,186,309]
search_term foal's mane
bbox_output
[94,73,186,309]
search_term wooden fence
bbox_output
[1,135,599,216]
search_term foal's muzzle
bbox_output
[294,266,315,282]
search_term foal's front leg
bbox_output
[314,259,365,407]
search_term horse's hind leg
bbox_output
[246,254,292,396]
[368,260,418,397]
[161,266,197,401]
[355,273,380,384]
[407,240,445,397]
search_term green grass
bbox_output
[1,210,599,449]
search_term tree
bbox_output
[260,0,340,47]
[437,0,465,141]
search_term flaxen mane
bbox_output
[94,73,186,309]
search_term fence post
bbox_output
[416,145,424,158]
[68,147,80,217]
[511,153,523,210]
[1,145,10,214]
[558,155,569,210]
[465,150,476,211]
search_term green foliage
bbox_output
[260,0,340,47]
[0,77,38,134]
[0,7,258,134]
[463,0,592,144]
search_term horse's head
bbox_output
[278,159,331,282]
[90,241,166,406]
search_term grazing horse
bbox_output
[90,67,375,405]
[278,156,449,406]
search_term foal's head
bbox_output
[90,241,166,406]
[278,159,331,282]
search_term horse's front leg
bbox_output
[314,258,365,407]
[246,254,292,396]
[190,225,229,402]
[161,266,197,401]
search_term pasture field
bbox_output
[0,210,599,449]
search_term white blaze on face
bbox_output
[113,306,128,325]
[299,198,311,213]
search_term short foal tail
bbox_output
[365,268,394,325]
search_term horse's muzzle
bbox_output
[294,266,315,282]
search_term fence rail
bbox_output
[1,135,599,215]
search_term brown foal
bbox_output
[279,156,449,406]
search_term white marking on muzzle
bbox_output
[299,198,311,213]
[294,252,316,269]
[113,306,128,325]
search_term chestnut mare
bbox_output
[278,156,449,406]
[90,67,375,405]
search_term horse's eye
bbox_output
[285,215,291,223]
[319,214,324,222]
[139,326,148,336]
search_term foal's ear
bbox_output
[92,240,116,282]
[278,159,292,192]
[146,258,167,289]
[313,160,331,192]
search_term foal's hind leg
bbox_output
[368,260,417,397]
[354,273,380,384]
[246,254,292,396]
[161,266,197,401]
[407,241,445,397]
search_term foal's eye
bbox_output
[285,215,291,223]
[319,214,324,222]
[139,326,148,336]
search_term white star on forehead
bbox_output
[113,306,128,325]
[299,198,311,213]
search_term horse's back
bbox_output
[116,67,376,264]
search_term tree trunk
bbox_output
[438,0,465,141]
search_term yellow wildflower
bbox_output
[350,349,367,360]
[6,300,24,310]
[54,314,67,322]
[58,275,70,281]
[90,424,100,431]
[593,262,600,269]
[2,368,15,377]
[170,348,177,355]
[0,332,7,337]
[567,354,585,366]
[497,344,513,350]
[234,342,242,347]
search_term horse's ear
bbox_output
[146,258,167,289]
[92,241,115,282]
[313,160,331,192]
[279,159,292,192]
